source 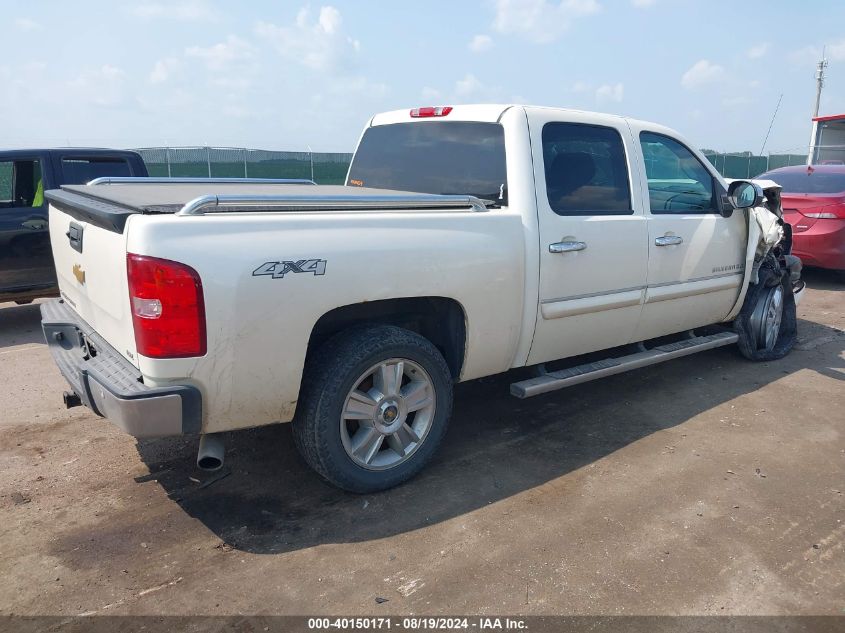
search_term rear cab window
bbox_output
[347,121,508,205]
[541,122,632,216]
[60,157,132,185]
[758,170,845,194]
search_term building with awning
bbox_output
[810,113,845,164]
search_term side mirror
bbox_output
[727,180,764,210]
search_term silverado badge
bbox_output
[72,264,86,285]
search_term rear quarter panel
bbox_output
[127,209,525,433]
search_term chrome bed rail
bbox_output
[176,194,491,215]
[87,177,316,186]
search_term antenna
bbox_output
[760,93,783,156]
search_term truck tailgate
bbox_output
[47,205,138,366]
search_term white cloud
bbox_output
[131,1,216,20]
[149,58,180,83]
[421,74,506,103]
[830,39,845,60]
[421,86,442,100]
[469,34,493,53]
[681,59,725,90]
[631,0,656,7]
[595,82,624,103]
[722,95,751,109]
[571,80,591,93]
[255,6,360,72]
[14,17,41,31]
[23,61,47,73]
[791,39,845,64]
[68,65,126,107]
[493,0,601,43]
[185,35,256,72]
[455,74,484,98]
[747,43,769,59]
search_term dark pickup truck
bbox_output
[0,148,147,304]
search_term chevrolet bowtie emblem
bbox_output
[72,264,86,285]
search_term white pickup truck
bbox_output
[41,104,803,493]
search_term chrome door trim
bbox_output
[541,287,645,320]
[644,272,743,304]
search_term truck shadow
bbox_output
[0,301,46,348]
[134,318,845,556]
[800,267,844,292]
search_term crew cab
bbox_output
[40,105,803,493]
[0,148,147,304]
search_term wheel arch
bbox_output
[305,297,468,381]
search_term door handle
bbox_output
[549,241,587,253]
[655,235,683,246]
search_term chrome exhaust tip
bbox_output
[197,433,224,471]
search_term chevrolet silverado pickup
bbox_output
[0,148,147,304]
[40,105,803,493]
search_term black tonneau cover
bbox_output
[45,183,485,233]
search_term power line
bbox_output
[759,93,783,156]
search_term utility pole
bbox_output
[813,49,828,118]
[808,48,828,164]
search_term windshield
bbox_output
[758,170,845,195]
[347,122,507,204]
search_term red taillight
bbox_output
[410,106,453,118]
[793,202,845,220]
[126,253,206,358]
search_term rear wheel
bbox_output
[293,325,453,493]
[734,266,797,361]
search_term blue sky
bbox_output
[2,0,843,153]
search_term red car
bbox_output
[757,165,845,278]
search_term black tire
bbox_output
[734,265,797,361]
[292,325,453,493]
[14,299,33,305]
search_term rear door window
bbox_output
[347,122,507,204]
[60,157,132,185]
[0,159,43,208]
[542,122,632,215]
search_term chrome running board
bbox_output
[510,331,739,399]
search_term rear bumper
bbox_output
[40,299,201,438]
[790,218,845,270]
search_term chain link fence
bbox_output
[133,146,813,186]
[134,147,353,185]
[701,152,809,178]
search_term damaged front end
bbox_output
[740,179,805,301]
[722,178,805,361]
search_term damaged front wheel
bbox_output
[734,266,797,361]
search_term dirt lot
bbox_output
[0,271,842,617]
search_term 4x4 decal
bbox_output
[253,259,327,279]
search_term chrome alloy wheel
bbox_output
[750,284,784,352]
[340,358,436,470]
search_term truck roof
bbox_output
[370,103,667,130]
[0,148,143,159]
